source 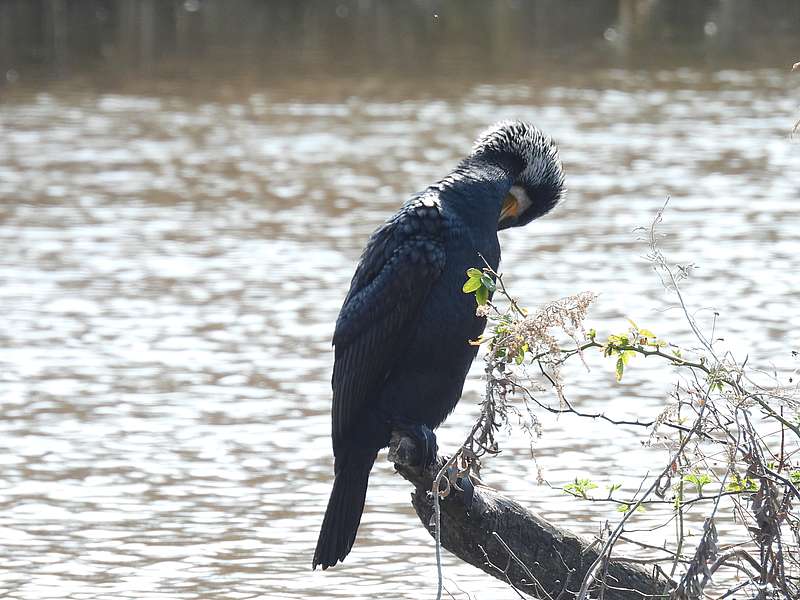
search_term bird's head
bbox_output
[470,121,565,230]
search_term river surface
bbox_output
[0,64,799,599]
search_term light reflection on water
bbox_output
[0,68,798,599]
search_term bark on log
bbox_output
[389,433,673,600]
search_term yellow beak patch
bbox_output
[499,193,518,222]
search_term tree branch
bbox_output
[389,433,675,600]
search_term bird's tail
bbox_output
[312,449,377,570]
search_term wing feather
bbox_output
[331,198,445,448]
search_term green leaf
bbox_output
[685,473,712,486]
[475,286,489,306]
[462,277,482,293]
[480,274,496,293]
[615,357,625,382]
[514,343,528,365]
[466,268,483,279]
[639,328,656,339]
[587,328,597,341]
[626,318,639,330]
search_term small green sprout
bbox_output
[601,321,668,381]
[617,503,646,514]
[685,472,712,496]
[563,478,598,499]
[725,474,758,493]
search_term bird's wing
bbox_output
[331,196,446,448]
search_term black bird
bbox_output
[313,121,565,570]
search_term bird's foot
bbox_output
[391,420,438,469]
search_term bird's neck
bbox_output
[437,158,515,232]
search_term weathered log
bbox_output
[389,433,673,600]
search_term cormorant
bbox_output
[313,121,565,570]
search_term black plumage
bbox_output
[313,121,565,570]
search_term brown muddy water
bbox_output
[1,28,800,600]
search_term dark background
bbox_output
[1,0,798,89]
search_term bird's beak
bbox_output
[499,192,519,224]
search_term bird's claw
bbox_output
[393,421,438,469]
